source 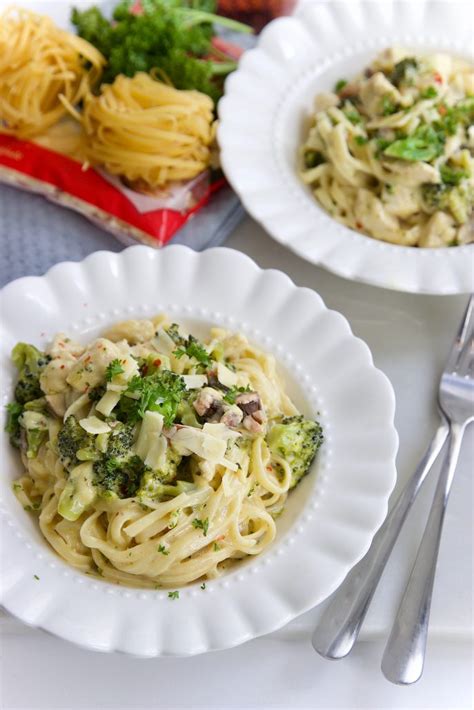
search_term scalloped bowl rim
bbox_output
[218,1,474,294]
[0,245,398,656]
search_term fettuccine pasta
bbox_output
[77,73,216,189]
[299,48,474,247]
[0,8,104,138]
[8,317,323,589]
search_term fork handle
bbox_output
[312,418,449,660]
[381,421,466,685]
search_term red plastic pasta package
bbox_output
[0,135,226,247]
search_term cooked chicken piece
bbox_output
[66,338,122,391]
[103,319,155,344]
[40,357,76,395]
[457,221,474,245]
[359,72,401,116]
[382,184,422,219]
[354,189,401,243]
[235,392,261,415]
[382,160,440,186]
[45,393,67,417]
[236,392,266,434]
[221,405,243,428]
[314,92,340,112]
[193,387,224,421]
[46,333,85,359]
[419,211,457,247]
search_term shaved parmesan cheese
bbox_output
[152,329,176,357]
[135,411,164,459]
[79,416,111,435]
[182,374,208,389]
[202,423,241,440]
[217,362,238,388]
[96,390,121,417]
[63,392,90,421]
[107,383,127,392]
[144,435,167,470]
[171,427,227,462]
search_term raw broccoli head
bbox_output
[11,343,50,405]
[57,416,94,470]
[266,415,323,489]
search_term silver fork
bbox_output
[382,296,474,684]
[312,296,474,682]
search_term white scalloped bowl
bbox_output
[218,0,474,294]
[0,246,398,656]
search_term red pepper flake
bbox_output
[266,465,273,472]
[60,365,65,370]
[434,72,443,84]
[438,104,447,116]
[356,221,363,229]
[84,355,92,363]
[153,358,161,367]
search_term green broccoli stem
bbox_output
[203,59,238,76]
[178,9,253,34]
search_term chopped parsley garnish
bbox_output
[213,542,221,551]
[354,135,369,146]
[192,517,209,536]
[200,582,206,590]
[106,359,125,381]
[344,108,362,125]
[119,370,186,425]
[223,385,251,405]
[33,574,39,581]
[158,544,170,556]
[420,86,438,99]
[168,590,179,600]
[173,335,211,365]
[334,78,347,93]
[381,95,398,116]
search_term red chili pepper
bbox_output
[153,358,161,367]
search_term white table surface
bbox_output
[1,217,473,710]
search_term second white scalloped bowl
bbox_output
[0,246,398,656]
[218,0,474,294]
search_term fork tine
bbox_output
[444,296,474,375]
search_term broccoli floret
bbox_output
[57,416,94,470]
[93,454,145,499]
[137,445,183,499]
[106,422,135,457]
[5,402,24,448]
[421,183,473,223]
[266,415,323,489]
[11,343,50,405]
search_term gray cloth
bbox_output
[0,183,244,287]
